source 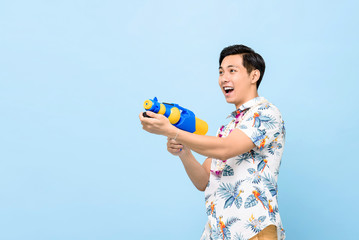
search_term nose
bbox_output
[219,75,229,84]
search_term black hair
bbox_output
[219,44,265,89]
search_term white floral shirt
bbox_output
[200,96,286,240]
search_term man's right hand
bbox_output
[167,138,189,156]
[167,137,211,191]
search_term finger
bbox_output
[140,112,158,126]
[144,111,159,119]
[167,140,171,148]
[171,142,183,148]
[168,146,182,153]
[169,138,182,145]
[139,112,150,123]
[167,139,178,145]
[169,142,183,149]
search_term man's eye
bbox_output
[219,71,223,75]
[230,69,236,73]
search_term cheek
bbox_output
[235,77,250,89]
[234,81,244,90]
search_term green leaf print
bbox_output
[223,165,234,176]
[218,181,244,209]
[244,194,258,208]
[224,196,235,209]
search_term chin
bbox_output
[225,98,236,105]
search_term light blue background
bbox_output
[1,0,358,239]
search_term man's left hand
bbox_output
[139,111,175,137]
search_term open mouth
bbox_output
[223,87,234,94]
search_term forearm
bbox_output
[170,128,227,160]
[179,150,210,191]
[139,111,253,159]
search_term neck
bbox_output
[235,91,259,109]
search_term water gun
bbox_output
[143,97,208,135]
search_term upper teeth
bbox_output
[224,87,234,90]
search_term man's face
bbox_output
[218,54,256,108]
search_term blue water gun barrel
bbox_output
[143,97,208,135]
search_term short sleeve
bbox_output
[237,104,284,149]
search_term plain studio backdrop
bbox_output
[0,0,358,239]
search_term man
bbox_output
[139,44,285,240]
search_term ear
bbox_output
[250,69,260,84]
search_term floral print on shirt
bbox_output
[201,97,286,240]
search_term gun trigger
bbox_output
[143,112,152,118]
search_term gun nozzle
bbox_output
[143,99,153,110]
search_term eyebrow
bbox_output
[219,65,240,69]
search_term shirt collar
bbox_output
[227,96,267,118]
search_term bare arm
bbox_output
[171,128,255,160]
[140,111,255,160]
[167,138,211,191]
